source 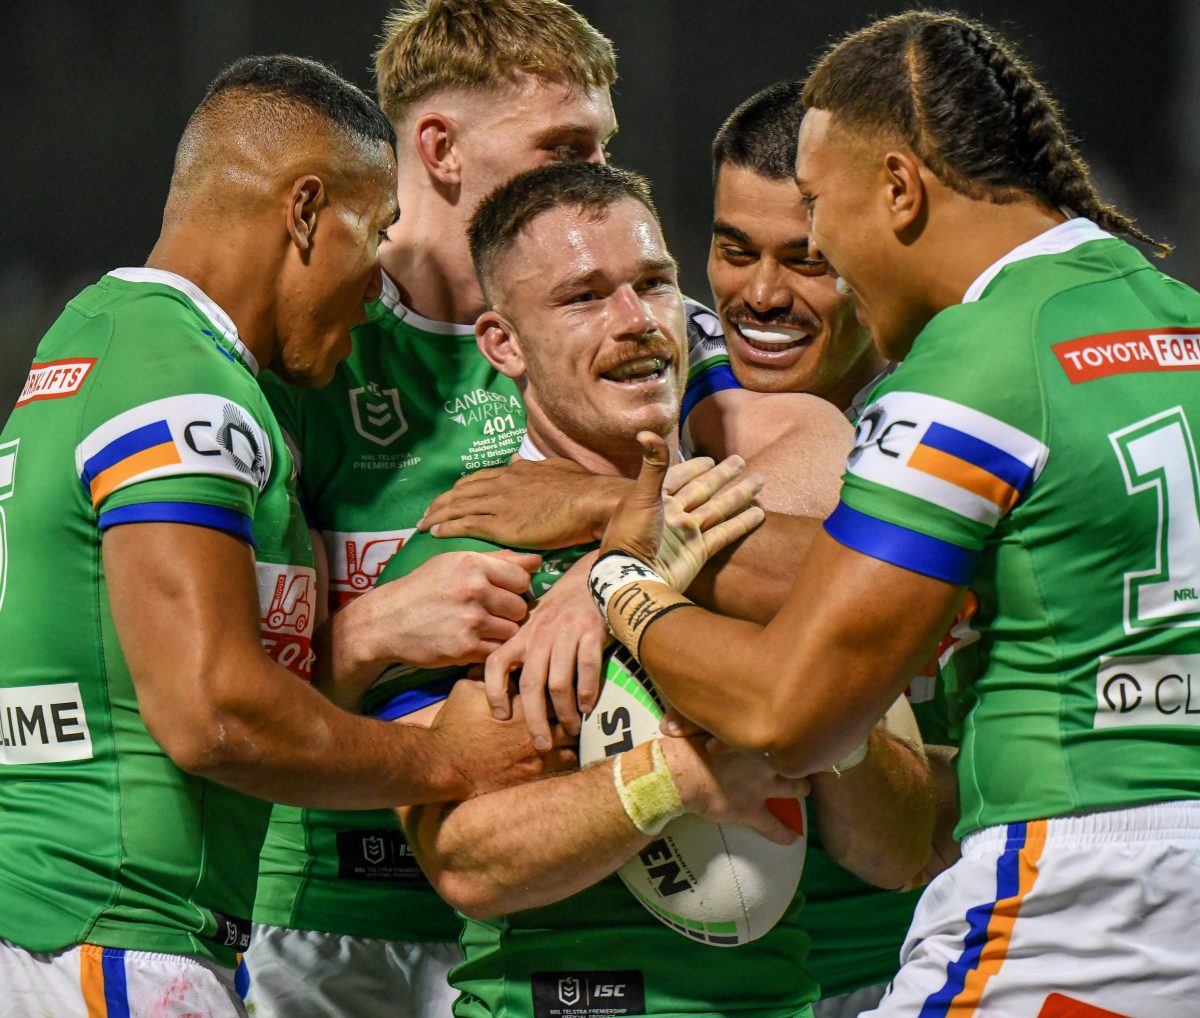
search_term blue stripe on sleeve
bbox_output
[919,422,1035,494]
[81,420,174,488]
[102,947,131,1018]
[98,501,256,546]
[371,676,457,720]
[918,823,1027,1017]
[680,363,741,430]
[823,502,979,585]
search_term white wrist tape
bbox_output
[589,551,668,626]
[614,740,685,836]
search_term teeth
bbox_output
[737,325,809,348]
[835,276,852,296]
[604,356,666,381]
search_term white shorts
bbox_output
[864,801,1200,1018]
[242,923,463,1018]
[0,937,246,1017]
[810,982,887,1018]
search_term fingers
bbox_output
[517,641,554,752]
[424,513,497,540]
[483,643,519,720]
[660,709,705,738]
[546,635,581,738]
[662,456,714,497]
[628,431,671,510]
[417,468,507,530]
[700,505,766,557]
[481,550,542,592]
[574,627,605,717]
[669,454,747,514]
[745,804,801,845]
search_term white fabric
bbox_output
[517,433,547,462]
[243,924,462,1018]
[0,937,246,1017]
[377,272,476,336]
[864,801,1200,1017]
[960,218,1110,304]
[107,266,258,375]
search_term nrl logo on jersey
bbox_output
[350,382,408,447]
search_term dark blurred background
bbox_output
[4,0,1198,420]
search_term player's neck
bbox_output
[145,226,279,369]
[381,185,485,327]
[525,413,679,480]
[824,348,890,413]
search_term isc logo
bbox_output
[593,984,625,998]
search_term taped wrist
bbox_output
[614,740,685,835]
[589,552,693,658]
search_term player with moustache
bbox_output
[363,160,937,1018]
[595,11,1200,1015]
[245,3,621,1016]
[0,55,565,1018]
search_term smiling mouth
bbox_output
[734,323,813,351]
[601,355,670,384]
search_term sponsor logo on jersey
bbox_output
[1054,328,1200,384]
[531,971,645,1018]
[256,562,317,680]
[1094,653,1200,729]
[76,394,271,508]
[335,827,427,881]
[15,358,96,407]
[349,382,408,446]
[849,391,1049,528]
[324,529,413,606]
[442,388,523,427]
[0,683,93,764]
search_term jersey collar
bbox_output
[844,363,897,423]
[517,434,547,462]
[961,218,1112,305]
[108,266,259,376]
[377,271,476,337]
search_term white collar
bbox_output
[845,363,897,422]
[377,272,476,336]
[517,433,547,461]
[961,218,1111,304]
[108,266,259,375]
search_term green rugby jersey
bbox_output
[375,530,817,1018]
[0,268,313,966]
[253,274,526,942]
[826,220,1200,837]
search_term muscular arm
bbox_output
[105,522,564,806]
[808,696,936,889]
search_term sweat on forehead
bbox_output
[468,161,658,300]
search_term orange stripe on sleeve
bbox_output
[908,444,1020,512]
[90,442,183,508]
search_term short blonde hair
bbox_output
[375,0,616,126]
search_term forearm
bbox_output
[687,511,819,624]
[809,728,935,889]
[402,761,650,919]
[310,590,387,706]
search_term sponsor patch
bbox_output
[256,562,316,680]
[335,828,427,882]
[15,358,95,407]
[323,529,412,606]
[532,971,645,1018]
[76,394,271,508]
[0,683,93,764]
[1094,653,1200,729]
[1054,329,1200,384]
[848,391,1048,529]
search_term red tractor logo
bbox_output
[264,572,313,634]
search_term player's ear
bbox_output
[882,150,924,236]
[287,174,326,254]
[413,112,461,188]
[476,309,525,380]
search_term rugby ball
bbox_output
[579,647,806,947]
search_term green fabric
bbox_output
[0,273,311,967]
[254,282,527,941]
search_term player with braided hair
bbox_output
[594,9,1200,1015]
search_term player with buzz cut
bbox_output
[243,3,621,1017]
[360,159,939,1018]
[0,54,566,1018]
[595,10,1200,1016]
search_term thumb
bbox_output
[628,431,671,510]
[491,548,543,575]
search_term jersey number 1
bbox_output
[1109,407,1200,632]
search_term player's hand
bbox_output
[430,679,577,797]
[418,458,631,549]
[660,735,810,845]
[483,552,609,749]
[317,550,540,710]
[600,432,765,591]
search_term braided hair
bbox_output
[802,10,1169,256]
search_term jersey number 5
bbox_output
[1109,407,1200,633]
[0,439,17,616]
